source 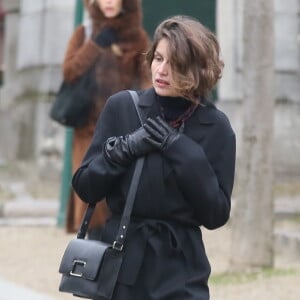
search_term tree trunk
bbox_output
[231,0,275,268]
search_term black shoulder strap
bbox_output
[77,91,145,249]
[112,90,145,250]
[128,90,144,124]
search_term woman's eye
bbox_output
[154,55,162,62]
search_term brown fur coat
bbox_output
[64,0,151,233]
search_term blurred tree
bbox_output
[231,0,275,268]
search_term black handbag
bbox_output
[50,66,96,128]
[58,91,144,299]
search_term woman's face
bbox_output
[151,38,179,97]
[97,0,123,18]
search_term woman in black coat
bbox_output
[72,15,236,300]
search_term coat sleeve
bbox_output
[62,25,104,82]
[163,127,236,230]
[71,95,129,204]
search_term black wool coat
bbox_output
[72,88,236,300]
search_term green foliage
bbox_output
[210,268,296,285]
[142,0,216,37]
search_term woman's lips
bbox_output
[104,7,114,13]
[155,79,170,87]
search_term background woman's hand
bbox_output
[94,27,118,47]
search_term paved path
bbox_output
[0,278,57,300]
[0,225,299,300]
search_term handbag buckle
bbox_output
[70,260,86,277]
[112,241,123,251]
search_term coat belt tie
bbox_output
[116,218,188,286]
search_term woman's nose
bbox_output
[157,62,167,75]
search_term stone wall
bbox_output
[0,0,74,179]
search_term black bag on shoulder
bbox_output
[58,91,144,299]
[50,66,96,128]
[58,236,123,299]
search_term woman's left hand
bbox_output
[144,116,180,151]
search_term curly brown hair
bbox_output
[146,15,224,100]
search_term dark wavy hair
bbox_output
[146,15,224,100]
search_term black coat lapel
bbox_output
[137,88,160,121]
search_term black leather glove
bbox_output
[94,27,118,47]
[143,116,180,151]
[104,126,155,165]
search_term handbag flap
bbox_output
[59,239,111,280]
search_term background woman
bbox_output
[63,0,151,235]
[72,15,236,299]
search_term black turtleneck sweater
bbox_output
[155,94,192,123]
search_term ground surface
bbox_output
[0,224,299,300]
